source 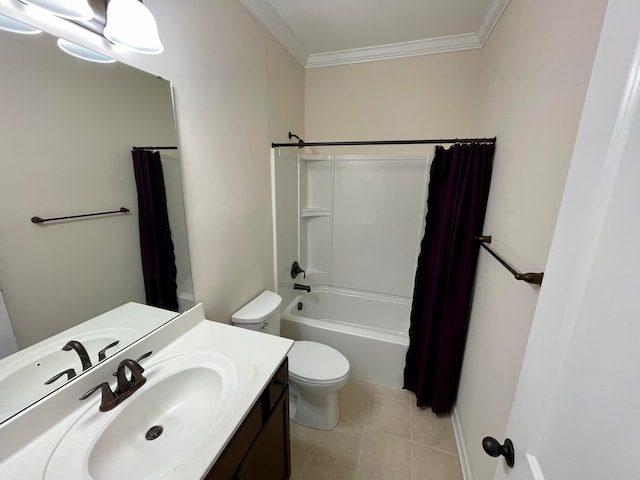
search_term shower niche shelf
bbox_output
[299,268,328,285]
[297,153,332,286]
[300,208,331,218]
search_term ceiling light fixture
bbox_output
[0,13,42,34]
[103,0,164,54]
[19,0,95,21]
[57,38,116,63]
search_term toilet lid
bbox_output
[288,341,350,382]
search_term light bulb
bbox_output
[104,0,164,55]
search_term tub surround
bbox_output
[0,303,293,479]
[275,153,428,298]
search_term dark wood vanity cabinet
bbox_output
[205,359,291,480]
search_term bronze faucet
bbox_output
[80,358,147,411]
[63,340,92,371]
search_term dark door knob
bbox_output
[482,436,515,468]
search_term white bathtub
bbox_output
[281,288,410,388]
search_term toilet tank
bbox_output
[230,291,282,336]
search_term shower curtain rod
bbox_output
[132,146,178,150]
[272,132,496,149]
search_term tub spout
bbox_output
[294,283,311,292]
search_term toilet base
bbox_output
[289,384,341,431]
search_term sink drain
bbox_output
[145,425,163,441]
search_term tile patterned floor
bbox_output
[290,378,463,480]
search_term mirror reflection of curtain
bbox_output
[132,150,179,311]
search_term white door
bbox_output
[492,1,640,479]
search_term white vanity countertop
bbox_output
[0,304,293,479]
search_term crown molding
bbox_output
[241,0,511,69]
[306,33,481,68]
[238,0,309,66]
[477,0,511,45]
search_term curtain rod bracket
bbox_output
[476,235,492,244]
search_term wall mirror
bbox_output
[0,22,191,423]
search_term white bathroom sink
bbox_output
[44,352,251,480]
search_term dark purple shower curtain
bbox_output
[404,143,494,413]
[132,149,179,311]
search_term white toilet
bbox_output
[231,291,350,430]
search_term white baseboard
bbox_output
[527,454,547,480]
[452,407,473,480]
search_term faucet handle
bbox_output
[291,261,306,279]
[44,368,76,385]
[80,382,117,411]
[135,351,153,363]
[97,340,120,361]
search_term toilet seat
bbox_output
[288,341,350,385]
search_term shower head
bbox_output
[288,131,305,148]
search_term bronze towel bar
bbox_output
[31,207,130,224]
[475,236,544,286]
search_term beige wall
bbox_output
[138,0,305,322]
[305,50,484,155]
[456,0,607,478]
[0,31,176,347]
[304,1,606,478]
